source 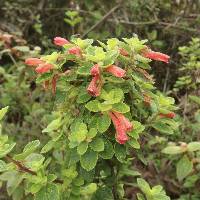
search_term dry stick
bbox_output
[81,4,121,38]
[107,19,200,33]
[5,155,63,184]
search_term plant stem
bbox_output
[5,155,63,184]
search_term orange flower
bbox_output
[25,58,44,66]
[105,65,126,78]
[35,63,53,74]
[54,37,70,46]
[68,47,82,57]
[143,50,170,63]
[109,111,133,144]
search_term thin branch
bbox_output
[107,19,200,33]
[5,155,63,184]
[81,4,121,38]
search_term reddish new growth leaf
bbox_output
[87,64,102,97]
[159,112,176,119]
[109,111,133,144]
[54,37,70,46]
[105,65,126,78]
[119,48,129,57]
[143,49,170,63]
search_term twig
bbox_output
[163,67,170,93]
[107,19,200,33]
[107,19,158,26]
[81,4,121,38]
[5,155,63,184]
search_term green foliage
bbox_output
[0,36,176,199]
[0,1,199,198]
[137,178,170,200]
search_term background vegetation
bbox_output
[0,0,200,199]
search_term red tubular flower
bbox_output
[90,64,100,76]
[116,123,129,144]
[54,37,70,46]
[113,112,133,132]
[143,50,170,63]
[87,75,101,97]
[119,48,129,57]
[35,63,53,74]
[105,65,126,78]
[25,58,44,66]
[159,112,176,119]
[109,111,132,144]
[68,47,82,57]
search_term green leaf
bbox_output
[85,100,100,112]
[137,193,146,200]
[41,140,55,154]
[137,178,151,194]
[0,143,16,158]
[162,146,186,154]
[69,122,88,147]
[97,114,111,133]
[98,103,112,111]
[36,73,53,84]
[114,144,126,163]
[105,88,124,104]
[13,46,30,52]
[176,155,193,181]
[80,149,98,171]
[99,140,114,159]
[0,106,9,121]
[15,140,40,160]
[189,95,200,105]
[128,139,140,149]
[81,183,97,195]
[77,142,88,155]
[0,160,7,172]
[187,142,200,152]
[112,103,130,113]
[152,121,174,135]
[92,187,113,200]
[87,128,97,139]
[24,153,45,171]
[34,184,60,200]
[77,89,91,103]
[77,65,91,75]
[0,171,23,196]
[90,137,104,152]
[42,118,62,133]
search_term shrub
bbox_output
[0,36,177,200]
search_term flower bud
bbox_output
[54,37,70,46]
[25,58,44,66]
[105,65,126,78]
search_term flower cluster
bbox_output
[25,36,173,145]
